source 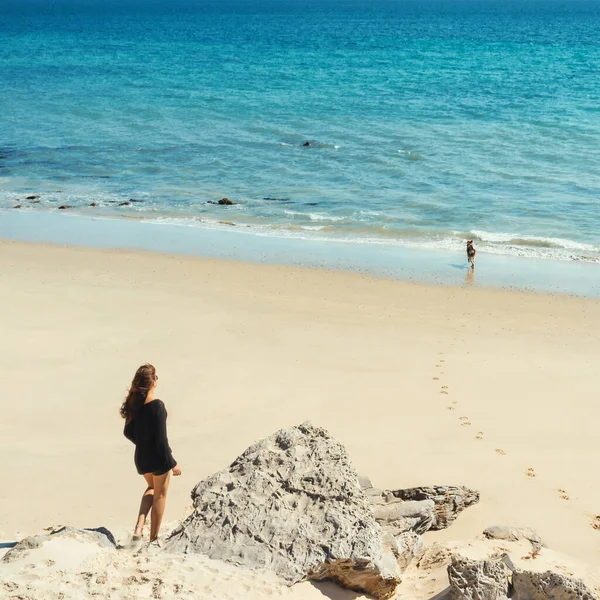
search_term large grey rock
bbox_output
[386,485,480,530]
[512,571,598,600]
[165,422,401,600]
[447,554,512,600]
[2,526,115,563]
[483,525,545,552]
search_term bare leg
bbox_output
[134,473,154,537]
[149,471,171,542]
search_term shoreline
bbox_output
[1,209,599,298]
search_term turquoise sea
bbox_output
[2,0,600,272]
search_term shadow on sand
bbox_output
[309,581,452,600]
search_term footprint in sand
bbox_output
[590,515,600,530]
[447,406,455,411]
[433,376,440,380]
[558,489,570,500]
[476,431,484,440]
[440,359,445,363]
[435,364,442,368]
[461,421,472,426]
[440,390,448,395]
[441,385,448,389]
[495,448,506,456]
[526,468,536,478]
[459,416,469,421]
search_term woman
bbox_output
[121,364,181,544]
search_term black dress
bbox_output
[124,399,177,476]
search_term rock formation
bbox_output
[2,526,115,563]
[361,478,479,532]
[446,552,599,600]
[165,422,401,599]
[447,554,512,600]
[512,571,598,600]
[386,485,480,530]
[483,525,545,553]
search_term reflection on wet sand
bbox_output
[465,266,475,286]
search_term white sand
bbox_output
[1,240,599,597]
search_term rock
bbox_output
[447,554,512,600]
[385,485,480,530]
[129,198,143,203]
[370,497,435,536]
[13,204,21,209]
[483,526,545,552]
[302,141,311,147]
[26,195,39,200]
[58,205,71,210]
[512,571,598,600]
[385,531,422,573]
[2,526,115,563]
[208,198,236,206]
[218,221,236,226]
[90,202,97,207]
[165,422,401,599]
[118,201,131,206]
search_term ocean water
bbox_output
[2,0,600,265]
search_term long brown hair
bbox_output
[120,363,156,423]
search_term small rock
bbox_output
[2,526,116,563]
[483,526,545,552]
[13,204,21,209]
[370,498,435,536]
[384,485,480,530]
[118,201,131,206]
[58,205,71,210]
[512,570,598,600]
[218,198,235,205]
[90,202,97,207]
[302,141,311,147]
[218,221,236,226]
[385,531,422,573]
[447,554,512,600]
[26,195,39,200]
[129,198,143,203]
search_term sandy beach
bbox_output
[1,239,599,597]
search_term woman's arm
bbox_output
[123,419,136,443]
[154,401,178,473]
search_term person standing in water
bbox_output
[121,364,181,544]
